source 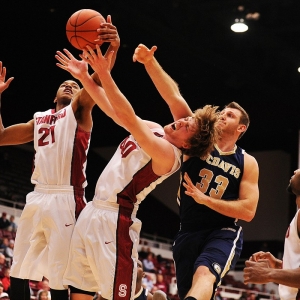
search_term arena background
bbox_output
[1,0,300,258]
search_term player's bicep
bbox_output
[74,89,95,111]
[131,120,176,174]
[239,155,259,210]
[0,120,34,145]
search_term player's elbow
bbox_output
[243,210,256,222]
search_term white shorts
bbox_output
[63,200,141,300]
[10,185,85,290]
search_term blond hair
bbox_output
[183,105,220,158]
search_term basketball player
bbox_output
[244,169,300,298]
[133,44,259,300]
[135,260,169,300]
[54,44,219,300]
[135,260,154,300]
[0,16,120,300]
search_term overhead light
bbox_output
[231,18,248,33]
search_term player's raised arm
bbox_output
[0,62,34,146]
[55,48,124,127]
[98,15,120,70]
[81,45,178,175]
[64,12,121,118]
[133,44,192,121]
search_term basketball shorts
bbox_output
[10,184,84,290]
[172,224,243,300]
[63,200,141,300]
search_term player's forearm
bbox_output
[105,43,119,71]
[267,268,300,288]
[144,58,192,119]
[100,72,136,127]
[79,74,119,122]
[203,196,256,222]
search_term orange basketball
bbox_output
[66,9,106,50]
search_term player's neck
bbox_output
[216,137,237,152]
[135,283,142,295]
[55,103,67,112]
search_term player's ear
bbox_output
[182,141,191,149]
[237,124,246,134]
[142,272,145,278]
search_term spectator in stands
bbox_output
[136,259,154,300]
[138,246,149,261]
[36,279,51,300]
[7,217,16,233]
[247,292,257,300]
[154,273,168,294]
[38,290,49,300]
[2,268,10,294]
[240,291,248,300]
[4,240,13,263]
[260,284,269,294]
[0,282,9,299]
[0,253,8,278]
[249,284,260,293]
[0,293,9,300]
[0,214,10,230]
[143,252,157,273]
[142,273,155,293]
[0,238,9,253]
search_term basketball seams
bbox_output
[66,9,105,50]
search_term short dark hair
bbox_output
[225,102,250,139]
[290,171,300,196]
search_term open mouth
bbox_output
[64,88,72,94]
[171,123,176,130]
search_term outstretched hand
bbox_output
[133,44,157,64]
[80,45,113,77]
[55,49,89,81]
[0,62,14,94]
[96,15,120,48]
[183,172,207,205]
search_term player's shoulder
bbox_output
[143,120,163,130]
[243,151,259,172]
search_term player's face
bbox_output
[55,80,81,105]
[218,108,242,133]
[164,116,197,149]
[136,260,144,281]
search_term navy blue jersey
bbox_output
[134,287,148,300]
[178,144,244,231]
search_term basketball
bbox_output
[66,9,106,50]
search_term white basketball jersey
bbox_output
[31,104,91,187]
[94,127,182,208]
[279,209,300,299]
